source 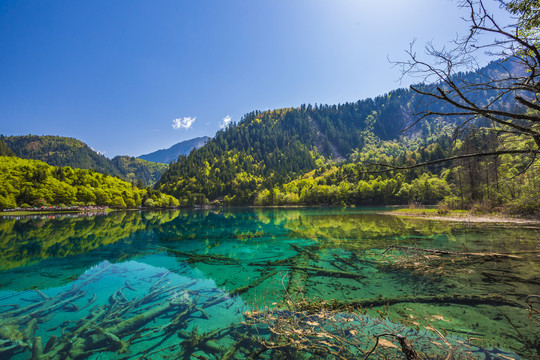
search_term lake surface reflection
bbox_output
[0,208,538,359]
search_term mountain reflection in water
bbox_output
[0,208,537,359]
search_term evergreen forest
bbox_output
[1,61,538,214]
[155,60,539,214]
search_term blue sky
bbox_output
[0,0,510,157]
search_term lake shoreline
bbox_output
[386,209,540,225]
[0,206,182,216]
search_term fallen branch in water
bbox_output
[383,245,527,259]
[363,333,421,360]
[328,294,522,310]
[482,271,540,286]
[230,270,278,296]
[159,246,239,265]
[526,295,540,324]
[244,295,482,360]
[292,265,366,280]
[286,248,310,303]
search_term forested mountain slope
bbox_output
[156,91,443,204]
[0,139,14,156]
[138,136,210,164]
[0,156,178,209]
[2,135,167,186]
[156,108,319,204]
[110,156,167,186]
[156,60,531,207]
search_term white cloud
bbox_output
[219,114,232,129]
[172,117,196,130]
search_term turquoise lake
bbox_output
[0,207,538,359]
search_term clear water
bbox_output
[0,208,538,359]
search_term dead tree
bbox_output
[388,0,540,172]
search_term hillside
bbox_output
[110,156,167,186]
[2,135,166,186]
[0,139,14,156]
[155,90,441,204]
[138,136,210,164]
[156,61,535,210]
[156,108,319,204]
[0,156,178,209]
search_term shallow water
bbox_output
[0,207,538,359]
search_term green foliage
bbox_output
[2,135,167,186]
[157,62,514,206]
[111,156,167,186]
[156,104,538,213]
[505,0,540,31]
[3,135,120,175]
[0,156,178,209]
[157,108,318,204]
[156,100,442,205]
[0,139,14,156]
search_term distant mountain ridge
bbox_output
[2,135,167,186]
[138,136,210,164]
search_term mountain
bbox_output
[3,135,119,174]
[0,139,14,156]
[155,90,433,204]
[2,135,167,186]
[156,108,319,204]
[156,61,524,206]
[0,156,178,209]
[138,136,210,164]
[110,156,168,186]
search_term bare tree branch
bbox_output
[391,0,540,163]
[363,149,539,173]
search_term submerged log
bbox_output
[0,338,28,356]
[31,337,43,360]
[482,271,540,286]
[220,333,252,360]
[70,305,108,339]
[248,257,294,267]
[106,299,184,338]
[292,266,365,280]
[332,254,362,272]
[221,343,239,360]
[178,328,224,359]
[23,318,38,340]
[246,346,267,360]
[164,304,195,333]
[202,295,230,310]
[35,290,49,300]
[363,333,421,360]
[1,290,85,328]
[43,336,57,354]
[230,270,278,296]
[44,299,188,359]
[396,334,421,360]
[159,246,239,265]
[286,250,309,303]
[328,294,523,310]
[383,245,527,259]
